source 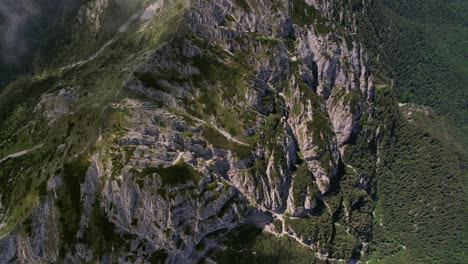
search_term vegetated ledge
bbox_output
[140,160,202,186]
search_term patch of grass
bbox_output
[292,163,315,206]
[82,202,126,258]
[181,131,193,138]
[202,126,253,159]
[212,225,318,263]
[273,219,283,233]
[57,155,91,257]
[0,0,188,252]
[202,126,232,149]
[134,72,169,92]
[291,0,318,26]
[148,249,168,264]
[141,161,202,186]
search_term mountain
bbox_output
[0,0,466,263]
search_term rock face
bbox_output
[0,0,377,263]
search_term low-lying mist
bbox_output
[0,0,82,87]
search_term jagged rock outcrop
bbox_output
[0,0,377,263]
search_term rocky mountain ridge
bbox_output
[0,0,426,263]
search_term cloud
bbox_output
[0,0,81,66]
[0,0,38,65]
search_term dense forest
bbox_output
[355,0,467,146]
[354,1,467,262]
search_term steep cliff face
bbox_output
[0,0,379,263]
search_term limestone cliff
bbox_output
[0,0,378,263]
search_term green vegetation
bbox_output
[148,249,168,263]
[202,126,253,159]
[0,153,41,236]
[273,219,283,233]
[291,0,332,34]
[57,155,90,256]
[41,0,154,68]
[328,1,468,261]
[291,0,318,26]
[292,163,315,206]
[296,81,334,172]
[331,224,357,260]
[365,87,466,263]
[81,201,126,259]
[0,76,56,123]
[0,0,186,240]
[0,0,465,262]
[141,161,202,186]
[190,42,252,99]
[286,213,331,242]
[212,226,322,264]
[202,127,232,148]
[233,0,251,11]
[354,0,468,146]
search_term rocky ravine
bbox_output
[0,0,377,263]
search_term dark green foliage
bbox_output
[202,126,253,159]
[292,163,315,206]
[23,217,33,235]
[233,0,251,11]
[202,127,230,148]
[190,45,252,100]
[342,113,376,179]
[330,225,356,260]
[0,142,61,233]
[212,226,322,264]
[0,156,28,207]
[57,155,90,256]
[291,0,318,26]
[134,72,169,92]
[273,219,283,233]
[82,202,126,258]
[148,249,168,264]
[368,87,466,263]
[327,2,468,260]
[141,161,202,186]
[285,210,333,248]
[0,76,57,125]
[355,0,468,146]
[291,0,332,34]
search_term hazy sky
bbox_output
[0,0,81,66]
[0,0,37,64]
